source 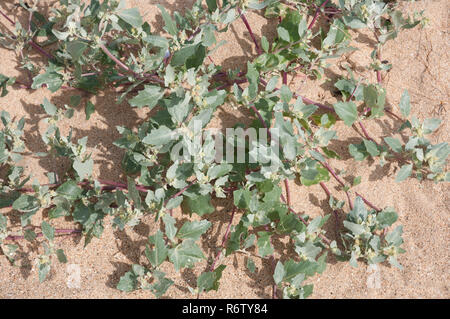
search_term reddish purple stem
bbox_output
[355,192,381,212]
[5,229,81,241]
[238,8,262,55]
[308,0,330,30]
[163,180,196,206]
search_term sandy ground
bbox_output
[0,0,448,298]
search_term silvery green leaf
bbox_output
[363,139,380,157]
[117,270,138,292]
[343,221,366,236]
[73,158,93,179]
[168,239,204,271]
[32,68,63,92]
[423,118,441,134]
[162,214,177,242]
[176,220,211,241]
[41,221,54,241]
[165,196,183,210]
[116,7,143,28]
[146,230,168,267]
[39,262,51,283]
[385,226,403,246]
[157,5,177,36]
[143,35,169,48]
[41,98,57,116]
[376,210,398,228]
[399,90,410,118]
[143,126,177,146]
[333,101,357,126]
[129,85,164,109]
[67,40,87,60]
[273,261,285,285]
[384,137,402,153]
[257,231,273,257]
[12,194,40,213]
[149,270,173,297]
[395,164,412,182]
[388,256,403,270]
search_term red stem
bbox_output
[163,180,196,206]
[5,228,81,241]
[307,0,330,30]
[355,192,381,212]
[0,8,14,25]
[238,8,262,55]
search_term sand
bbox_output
[0,0,448,299]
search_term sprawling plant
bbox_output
[0,0,447,298]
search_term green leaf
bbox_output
[42,98,57,116]
[32,68,63,92]
[168,239,204,271]
[146,230,168,267]
[343,221,365,236]
[349,142,369,161]
[116,7,143,28]
[197,265,226,293]
[376,210,398,228]
[24,229,37,242]
[117,271,138,292]
[273,261,285,285]
[334,101,358,126]
[280,85,292,103]
[143,35,169,48]
[56,249,67,263]
[385,226,403,246]
[363,139,380,157]
[67,40,87,60]
[300,160,330,186]
[283,259,318,281]
[395,164,412,182]
[247,258,256,273]
[261,36,269,53]
[384,137,403,153]
[206,0,218,12]
[72,203,91,225]
[127,176,142,209]
[162,214,177,242]
[171,44,205,68]
[177,220,211,241]
[41,221,54,241]
[143,126,176,146]
[399,90,410,118]
[166,93,192,123]
[157,4,177,36]
[257,231,273,257]
[277,26,290,42]
[129,85,164,109]
[233,189,251,209]
[85,101,95,120]
[185,194,214,216]
[207,164,232,180]
[73,158,93,179]
[149,270,173,297]
[69,95,81,107]
[56,181,82,200]
[12,195,40,213]
[39,262,51,283]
